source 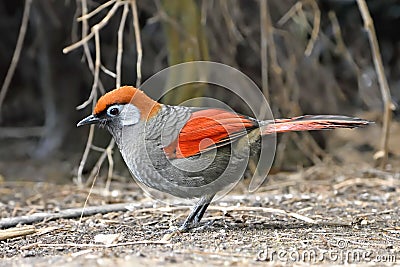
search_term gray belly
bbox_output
[122,138,257,199]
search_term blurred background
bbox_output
[0,0,399,184]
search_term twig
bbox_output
[0,225,36,241]
[130,0,143,87]
[210,206,316,224]
[200,0,208,25]
[259,0,269,102]
[80,0,102,93]
[75,0,117,185]
[21,240,169,250]
[105,139,116,191]
[116,3,129,88]
[76,124,95,185]
[0,0,32,117]
[277,1,302,26]
[63,1,122,54]
[0,203,133,229]
[84,138,114,187]
[333,177,399,191]
[302,131,327,158]
[277,0,320,56]
[77,0,117,21]
[136,205,316,224]
[356,0,393,167]
[354,209,394,218]
[219,1,244,43]
[78,0,92,62]
[292,132,322,165]
[76,29,102,185]
[92,2,130,191]
[263,2,282,77]
[274,133,289,168]
[79,168,100,225]
[101,65,117,78]
[328,11,361,86]
[304,0,320,56]
[0,200,318,230]
[76,30,101,110]
[33,226,60,237]
[75,0,129,188]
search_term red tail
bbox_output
[262,115,371,135]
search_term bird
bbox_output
[77,85,370,231]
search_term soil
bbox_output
[1,161,399,266]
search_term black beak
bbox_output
[77,114,100,127]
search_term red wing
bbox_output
[163,109,257,159]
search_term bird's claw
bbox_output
[160,225,187,241]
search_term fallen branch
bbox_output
[333,177,399,191]
[0,225,36,241]
[0,203,132,229]
[20,239,169,250]
[0,201,317,229]
[207,206,316,224]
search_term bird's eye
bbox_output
[107,106,120,117]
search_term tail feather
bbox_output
[262,115,371,135]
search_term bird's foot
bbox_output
[160,218,217,241]
[160,221,199,241]
[160,226,186,241]
[193,218,217,230]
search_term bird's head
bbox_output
[77,86,161,130]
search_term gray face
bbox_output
[103,104,141,127]
[100,104,141,144]
[77,103,142,129]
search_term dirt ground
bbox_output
[1,160,399,266]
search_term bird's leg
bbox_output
[161,195,215,241]
[179,194,215,232]
[193,202,211,224]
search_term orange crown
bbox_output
[93,86,161,120]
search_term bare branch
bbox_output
[0,203,134,229]
[73,0,140,188]
[76,30,101,111]
[63,1,122,54]
[85,139,114,187]
[0,225,36,241]
[21,240,169,250]
[356,0,393,167]
[76,124,95,185]
[277,1,302,26]
[101,64,117,78]
[77,0,117,21]
[79,168,99,225]
[105,139,116,191]
[116,3,129,88]
[304,0,320,56]
[80,0,104,94]
[259,0,269,102]
[0,0,32,117]
[130,0,143,87]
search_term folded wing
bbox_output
[163,109,258,159]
